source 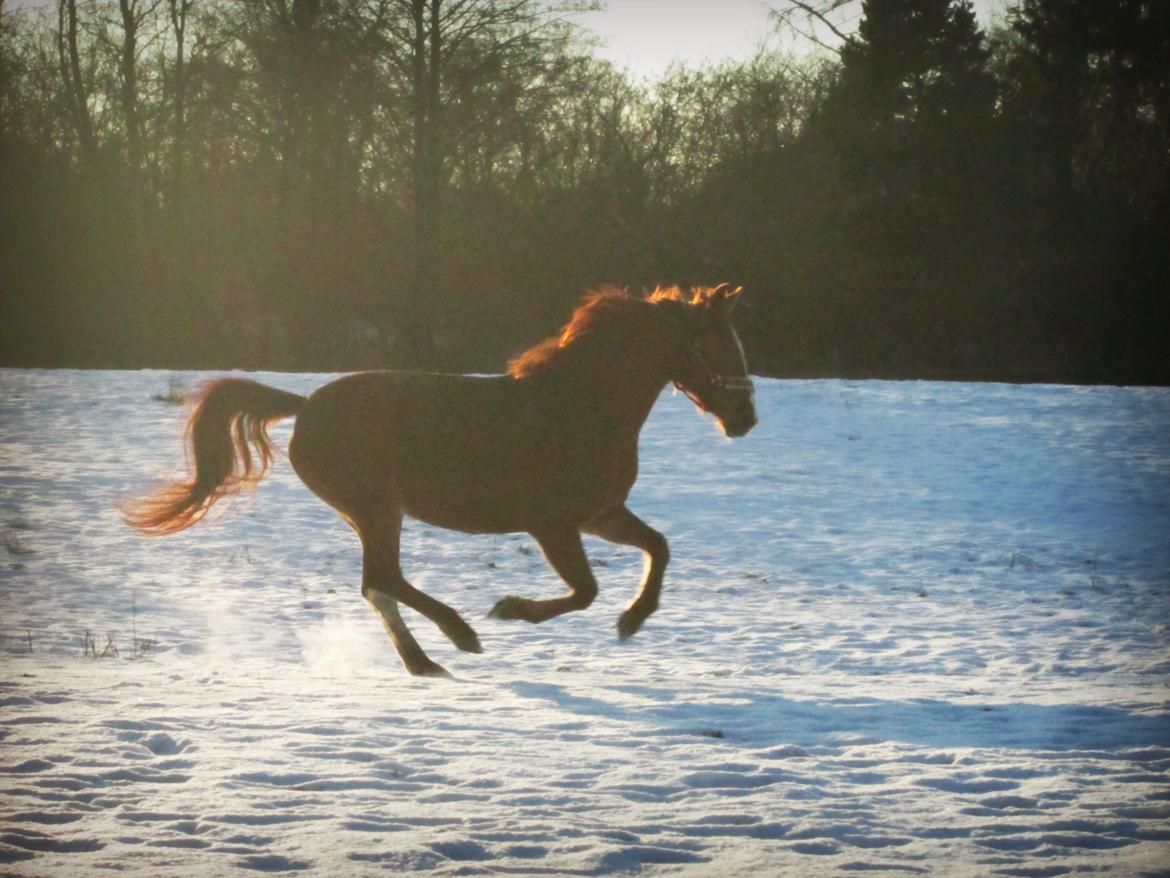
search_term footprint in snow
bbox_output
[143,732,189,756]
[429,840,491,861]
[236,853,312,872]
[597,846,708,871]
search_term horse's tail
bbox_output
[123,378,306,536]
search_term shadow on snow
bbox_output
[506,681,1170,754]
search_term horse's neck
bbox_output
[553,333,671,437]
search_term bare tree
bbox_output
[0,0,12,130]
[117,0,140,162]
[376,0,591,361]
[56,0,97,162]
[166,0,193,188]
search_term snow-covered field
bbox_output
[1,368,1169,877]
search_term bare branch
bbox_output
[770,0,854,55]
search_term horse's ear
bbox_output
[697,284,743,319]
[712,285,744,310]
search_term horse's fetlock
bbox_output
[650,533,670,566]
[489,595,529,621]
[573,583,598,609]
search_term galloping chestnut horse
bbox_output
[125,285,757,675]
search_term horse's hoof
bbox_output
[488,596,528,621]
[452,627,483,654]
[616,611,644,642]
[405,657,450,678]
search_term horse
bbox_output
[124,284,758,676]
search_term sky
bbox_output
[578,0,1007,82]
[578,0,783,81]
[6,0,1008,84]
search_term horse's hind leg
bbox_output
[365,589,448,677]
[489,526,598,624]
[583,506,669,641]
[358,514,482,676]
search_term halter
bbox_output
[673,345,753,412]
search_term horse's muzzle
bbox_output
[720,401,758,438]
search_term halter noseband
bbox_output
[673,345,753,412]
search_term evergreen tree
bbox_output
[802,0,999,373]
[1000,0,1170,380]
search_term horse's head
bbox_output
[661,285,758,438]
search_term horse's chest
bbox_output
[571,439,638,506]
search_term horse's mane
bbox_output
[507,285,725,380]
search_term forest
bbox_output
[1,0,1167,383]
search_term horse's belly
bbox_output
[399,456,630,535]
[399,467,537,534]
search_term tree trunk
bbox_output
[118,0,143,174]
[57,0,96,164]
[408,0,441,365]
[168,0,191,193]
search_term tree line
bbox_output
[1,0,1167,383]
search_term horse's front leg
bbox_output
[582,505,669,641]
[489,526,598,624]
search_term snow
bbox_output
[2,368,1169,876]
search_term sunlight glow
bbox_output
[578,0,778,82]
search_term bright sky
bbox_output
[578,0,1007,82]
[7,0,1006,83]
[579,0,780,81]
